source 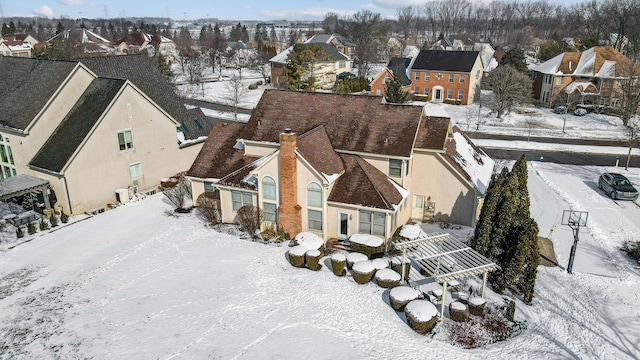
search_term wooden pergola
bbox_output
[393,232,500,318]
[0,174,51,210]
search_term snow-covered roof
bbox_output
[422,102,453,119]
[269,46,293,64]
[532,52,564,74]
[563,81,598,94]
[449,131,494,194]
[533,46,634,78]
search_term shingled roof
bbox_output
[414,115,451,150]
[412,50,480,73]
[0,57,78,131]
[328,154,404,210]
[387,57,412,86]
[80,55,211,140]
[238,90,422,158]
[297,126,344,181]
[532,46,636,78]
[29,78,126,173]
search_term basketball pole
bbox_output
[567,222,580,274]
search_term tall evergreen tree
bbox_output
[500,48,528,73]
[283,44,329,91]
[472,156,540,304]
[384,74,408,103]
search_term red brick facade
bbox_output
[410,71,472,104]
[278,130,302,237]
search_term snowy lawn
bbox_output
[1,162,640,359]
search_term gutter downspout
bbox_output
[63,175,73,215]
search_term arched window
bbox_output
[307,182,322,207]
[262,176,276,200]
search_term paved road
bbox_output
[184,98,253,115]
[484,148,640,167]
[469,133,628,147]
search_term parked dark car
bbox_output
[598,173,639,201]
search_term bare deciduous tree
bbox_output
[224,76,248,121]
[484,65,533,119]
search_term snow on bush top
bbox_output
[294,232,324,250]
[331,253,346,262]
[450,301,466,311]
[405,300,438,321]
[431,288,443,297]
[371,258,389,270]
[349,233,384,247]
[399,224,425,240]
[375,268,401,282]
[469,297,486,306]
[347,252,368,264]
[305,249,320,257]
[352,260,375,274]
[389,286,421,302]
[289,245,308,257]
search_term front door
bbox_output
[434,89,443,102]
[412,195,425,220]
[338,213,349,239]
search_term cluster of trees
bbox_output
[471,155,540,304]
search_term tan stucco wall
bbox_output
[57,84,194,213]
[244,141,278,157]
[411,151,476,226]
[10,65,95,174]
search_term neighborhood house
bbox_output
[0,55,211,215]
[187,90,493,241]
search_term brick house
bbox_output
[370,57,413,97]
[410,50,483,105]
[531,46,637,108]
[187,90,493,241]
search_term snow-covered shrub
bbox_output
[236,205,263,239]
[195,192,221,224]
[16,227,24,238]
[39,217,49,231]
[60,211,69,223]
[49,214,59,227]
[27,222,36,235]
[162,174,192,210]
[622,240,640,262]
[447,301,526,349]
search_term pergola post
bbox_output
[481,272,488,298]
[401,249,407,282]
[41,185,51,210]
[440,280,448,319]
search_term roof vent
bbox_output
[283,128,292,134]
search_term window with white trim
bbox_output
[389,159,402,178]
[129,162,142,179]
[231,190,253,211]
[458,89,464,100]
[359,210,386,236]
[425,72,430,81]
[307,182,322,207]
[118,130,133,151]
[308,209,322,230]
[414,72,420,81]
[263,202,277,223]
[262,176,276,200]
[449,74,454,83]
[447,88,453,99]
[459,75,465,83]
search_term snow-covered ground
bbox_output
[1,162,639,359]
[2,65,640,359]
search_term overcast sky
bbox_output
[4,0,584,21]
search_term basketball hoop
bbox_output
[562,210,589,274]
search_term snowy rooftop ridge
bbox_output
[451,131,494,194]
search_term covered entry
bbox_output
[0,174,52,212]
[393,232,500,318]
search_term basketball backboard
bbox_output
[562,210,588,226]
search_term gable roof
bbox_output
[532,46,636,78]
[48,29,111,44]
[297,125,344,181]
[328,154,404,211]
[414,114,450,150]
[270,43,350,64]
[442,126,494,194]
[387,57,412,86]
[0,57,78,131]
[238,90,422,158]
[80,55,211,140]
[29,78,126,173]
[412,50,480,72]
[114,32,154,47]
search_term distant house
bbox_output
[0,33,38,57]
[531,46,637,108]
[47,29,114,56]
[114,32,178,61]
[306,33,355,57]
[0,55,211,214]
[410,50,483,104]
[370,57,413,97]
[187,90,493,242]
[269,42,352,89]
[2,33,39,47]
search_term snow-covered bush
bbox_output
[236,205,263,239]
[622,240,640,262]
[162,174,192,210]
[195,192,221,224]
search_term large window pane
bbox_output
[262,176,276,200]
[129,162,142,179]
[264,202,277,223]
[242,192,253,207]
[232,191,242,211]
[359,211,371,234]
[308,209,322,230]
[0,145,7,163]
[389,159,402,178]
[118,130,133,151]
[307,182,322,207]
[373,213,386,236]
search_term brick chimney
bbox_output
[278,128,302,237]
